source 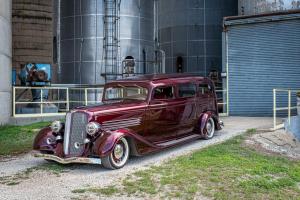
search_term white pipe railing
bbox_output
[13,86,229,118]
[273,88,300,130]
[13,86,104,118]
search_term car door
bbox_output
[145,85,180,143]
[176,83,197,137]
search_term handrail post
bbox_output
[85,88,88,106]
[288,90,291,125]
[12,87,16,117]
[40,89,43,115]
[273,88,276,130]
[66,88,70,111]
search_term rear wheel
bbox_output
[203,117,215,140]
[102,137,130,169]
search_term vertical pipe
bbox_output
[12,87,15,117]
[288,90,291,125]
[159,49,166,74]
[94,0,98,84]
[154,0,158,44]
[273,89,277,130]
[85,88,88,106]
[40,89,43,115]
[203,0,207,75]
[57,0,61,79]
[66,88,70,111]
[226,32,229,116]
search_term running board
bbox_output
[156,134,200,147]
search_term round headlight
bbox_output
[51,121,63,133]
[86,122,101,136]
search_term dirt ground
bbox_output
[245,129,300,160]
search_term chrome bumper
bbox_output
[33,153,101,165]
[219,120,225,128]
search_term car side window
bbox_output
[178,83,196,98]
[199,84,212,95]
[153,86,174,100]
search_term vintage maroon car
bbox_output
[33,74,223,169]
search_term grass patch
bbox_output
[0,122,50,156]
[76,129,300,199]
[0,163,68,186]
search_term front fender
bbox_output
[33,127,63,157]
[93,128,154,157]
[33,127,53,150]
[93,130,123,157]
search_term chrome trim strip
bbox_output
[102,117,141,124]
[103,123,141,130]
[103,121,141,126]
[63,113,72,155]
[103,120,141,126]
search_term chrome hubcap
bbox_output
[114,144,124,160]
[207,122,212,133]
[206,118,215,138]
[110,137,129,167]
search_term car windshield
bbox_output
[104,84,148,101]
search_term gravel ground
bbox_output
[0,117,274,200]
[245,129,300,160]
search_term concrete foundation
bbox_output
[10,115,64,126]
[285,116,300,141]
[0,0,12,125]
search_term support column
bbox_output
[0,0,12,124]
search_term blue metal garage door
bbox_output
[224,13,300,116]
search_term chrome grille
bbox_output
[63,112,88,156]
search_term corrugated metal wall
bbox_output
[158,0,238,75]
[225,14,300,116]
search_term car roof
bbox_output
[113,74,206,84]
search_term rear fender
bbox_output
[199,112,213,135]
[199,112,222,134]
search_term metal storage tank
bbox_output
[223,11,300,116]
[239,0,300,15]
[0,0,12,124]
[157,0,238,76]
[58,0,155,85]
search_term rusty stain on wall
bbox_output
[12,0,54,83]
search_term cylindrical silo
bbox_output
[158,0,238,76]
[0,0,12,124]
[239,0,300,15]
[59,0,155,85]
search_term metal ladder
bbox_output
[102,0,121,82]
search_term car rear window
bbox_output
[178,83,196,98]
[199,84,212,94]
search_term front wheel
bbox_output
[102,137,130,169]
[203,117,215,140]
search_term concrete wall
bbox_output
[12,0,53,76]
[0,0,12,125]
